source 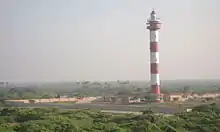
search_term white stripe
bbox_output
[151,74,160,85]
[150,52,159,63]
[150,30,159,42]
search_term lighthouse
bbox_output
[146,10,162,102]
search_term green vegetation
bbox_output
[0,80,220,131]
[0,103,219,132]
[1,80,220,101]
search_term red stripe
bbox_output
[150,42,158,52]
[151,63,159,74]
[151,85,160,94]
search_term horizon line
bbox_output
[1,78,220,84]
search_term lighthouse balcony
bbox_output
[147,23,161,30]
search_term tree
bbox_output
[0,124,14,132]
[54,121,80,132]
[0,104,220,132]
[141,109,154,115]
[16,109,42,122]
[14,121,53,132]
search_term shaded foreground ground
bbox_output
[6,103,184,114]
[6,99,220,114]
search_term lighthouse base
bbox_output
[148,93,164,103]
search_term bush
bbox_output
[0,104,219,132]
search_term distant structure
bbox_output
[146,10,162,102]
[0,82,8,88]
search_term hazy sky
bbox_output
[0,0,220,82]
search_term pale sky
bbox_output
[0,0,220,82]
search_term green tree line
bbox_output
[0,103,219,132]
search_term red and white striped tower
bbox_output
[146,10,162,102]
